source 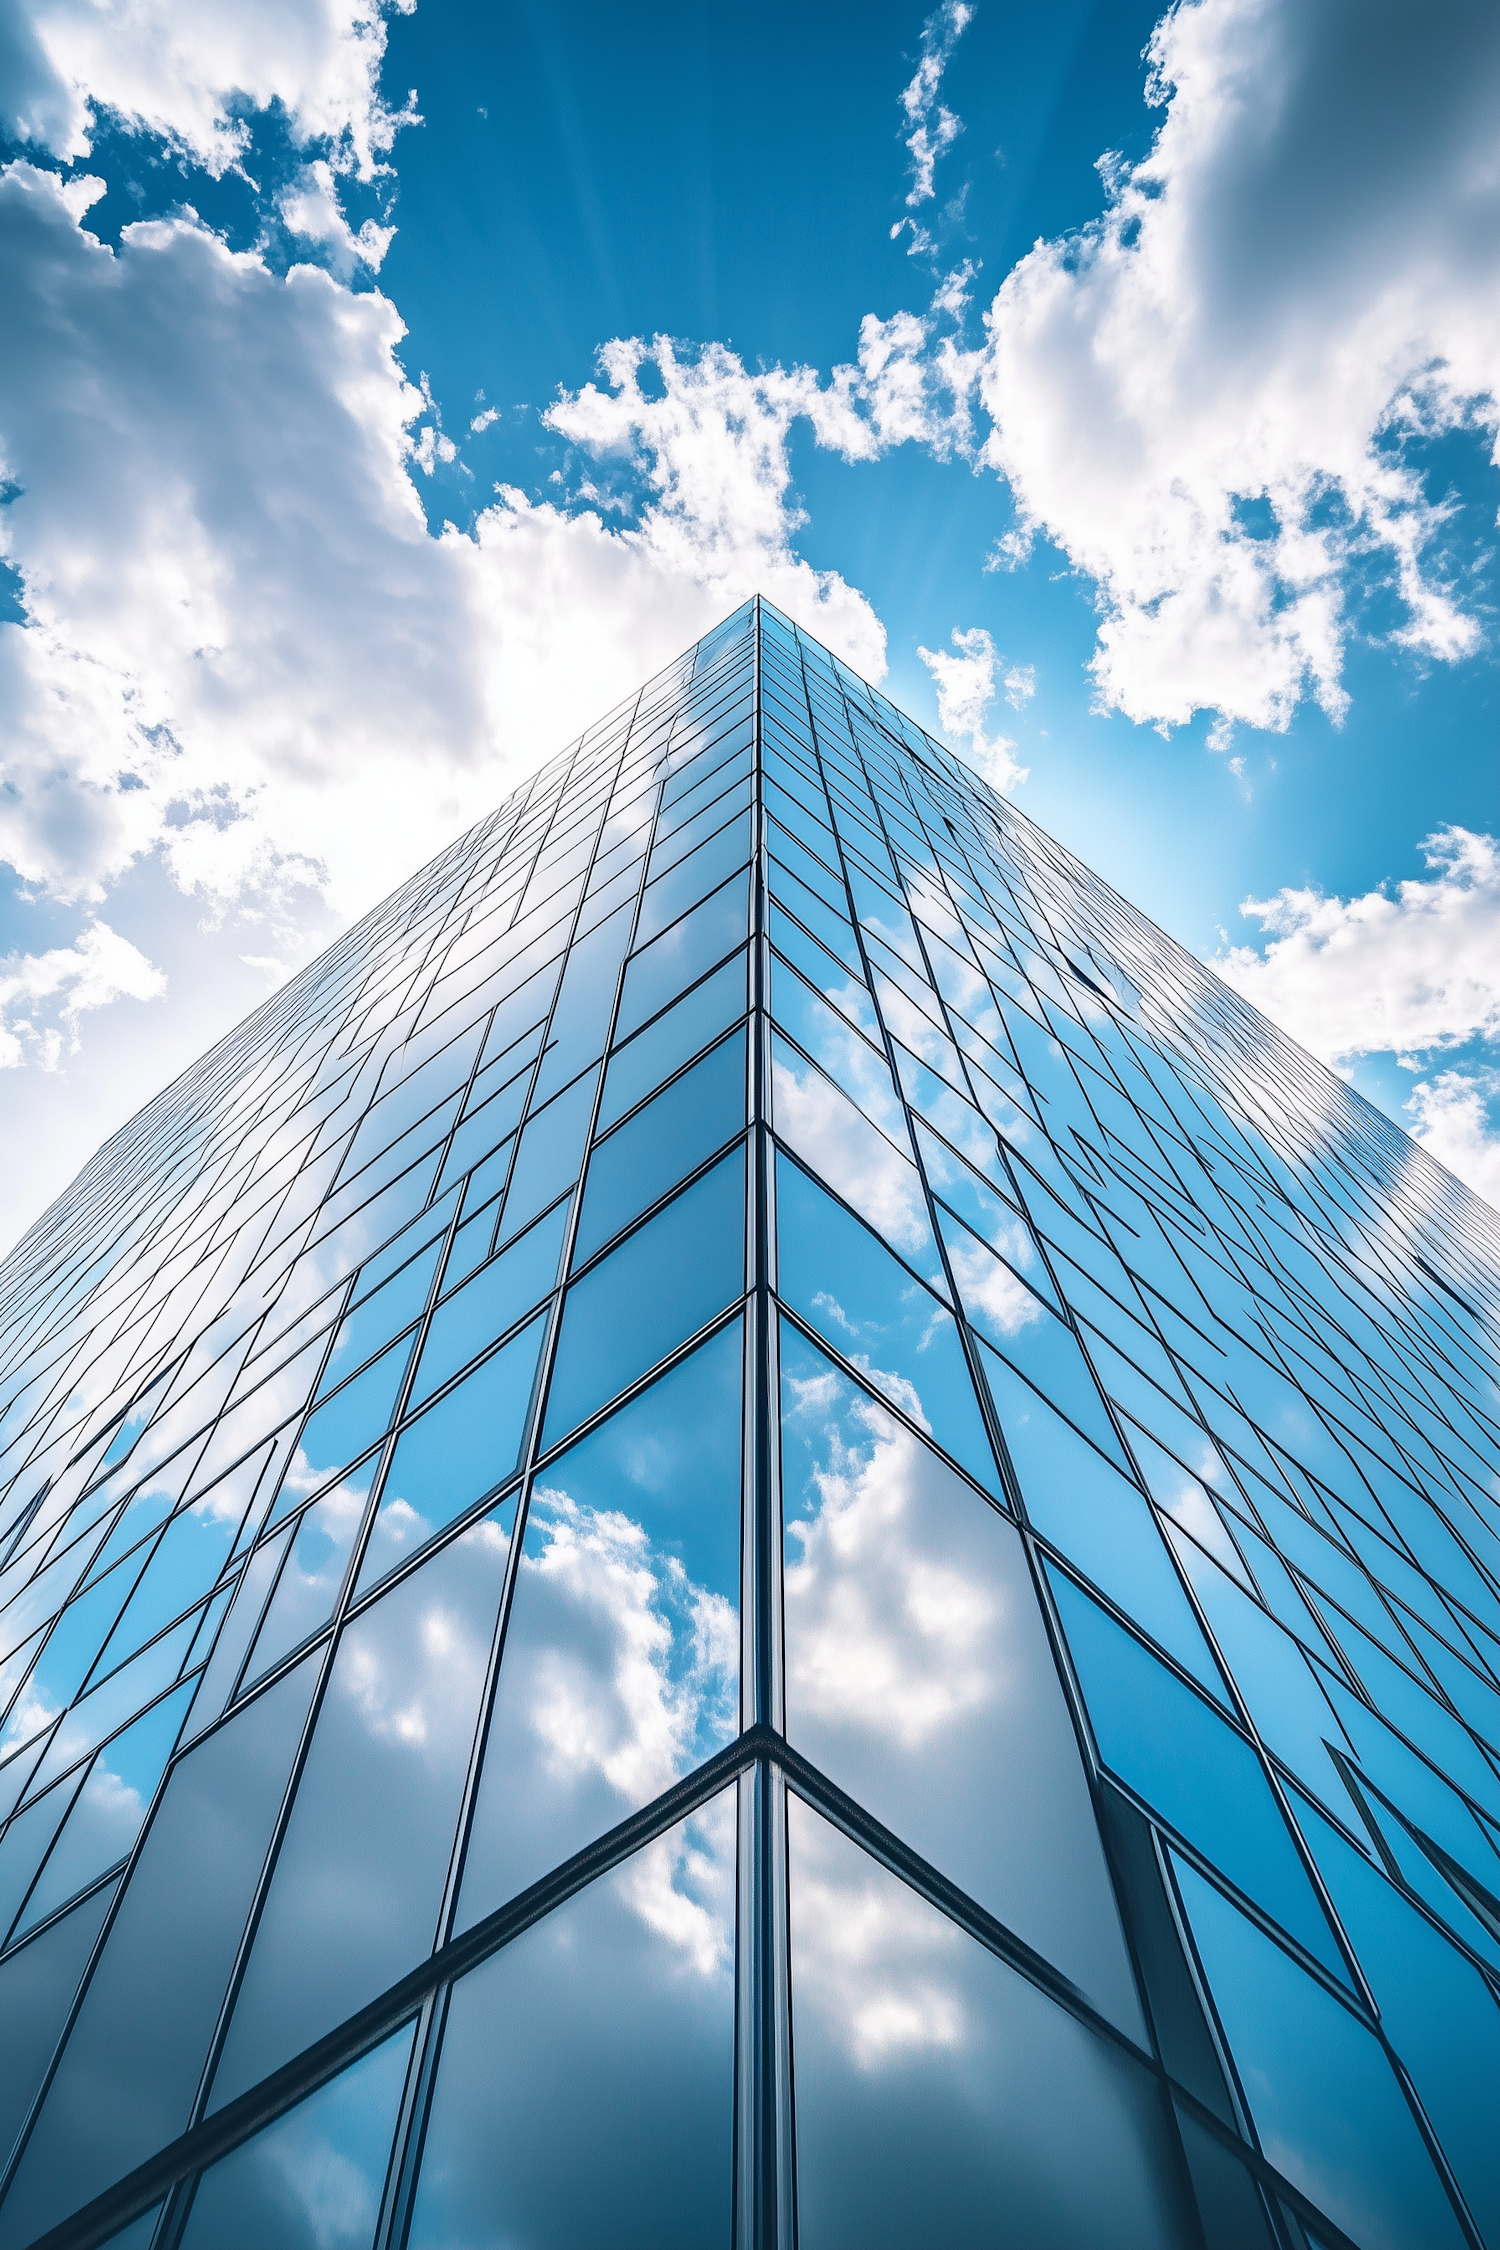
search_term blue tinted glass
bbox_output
[0,1775,84,1945]
[243,1478,368,1687]
[614,872,749,1041]
[4,1567,139,1755]
[780,1322,1144,2037]
[528,902,635,1110]
[295,1336,412,1490]
[1294,1790,1500,2248]
[635,822,750,947]
[1168,1530,1350,1791]
[1049,1569,1345,1975]
[770,1032,938,1266]
[0,1880,118,2201]
[788,1801,1193,2250]
[186,1524,292,1721]
[458,1325,741,1926]
[212,1513,509,2104]
[418,1798,734,2250]
[979,1343,1226,1699]
[596,949,746,1130]
[85,1481,179,1586]
[0,1654,319,2245]
[15,1683,193,1938]
[409,1200,567,1411]
[1173,1858,1466,2250]
[183,2026,413,2250]
[356,1321,541,1595]
[775,1156,997,1496]
[321,1239,442,1390]
[541,1152,744,1453]
[973,1293,1127,1466]
[498,1065,597,1240]
[575,1030,745,1266]
[88,1499,240,1684]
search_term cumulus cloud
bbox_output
[0,917,164,1068]
[1214,827,1500,1206]
[917,626,1026,791]
[0,166,907,940]
[0,0,414,177]
[975,0,1500,734]
[1404,1071,1500,1209]
[1214,829,1500,1063]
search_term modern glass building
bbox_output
[0,599,1496,2250]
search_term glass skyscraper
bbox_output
[0,597,1497,2250]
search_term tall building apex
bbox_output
[0,599,1496,2250]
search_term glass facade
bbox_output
[0,598,1497,2247]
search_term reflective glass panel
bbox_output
[788,1799,1194,2250]
[414,1794,734,2250]
[781,1322,1143,2036]
[1173,1857,1467,2250]
[180,2026,413,2250]
[356,1312,544,1594]
[458,1323,742,1926]
[0,1654,320,2246]
[212,1509,510,2104]
[574,1028,745,1265]
[541,1153,744,1452]
[775,1157,997,1496]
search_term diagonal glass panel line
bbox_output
[2,599,1499,2250]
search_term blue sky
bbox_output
[1,0,1499,1246]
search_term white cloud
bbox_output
[917,625,1027,791]
[975,0,1500,734]
[0,0,415,178]
[1214,829,1500,1063]
[898,0,973,207]
[1002,661,1034,711]
[279,158,394,279]
[0,917,164,1068]
[0,169,903,938]
[1405,1071,1500,1208]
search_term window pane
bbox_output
[0,1654,320,2244]
[356,1316,543,1596]
[0,1879,118,2192]
[211,1511,510,2104]
[596,950,746,1131]
[1049,1570,1345,1974]
[458,1322,742,1927]
[414,1794,734,2250]
[409,1199,567,1412]
[1173,1857,1465,2250]
[771,1034,935,1265]
[775,1157,996,1496]
[294,1336,413,1493]
[781,1323,1143,2038]
[1295,1788,1500,2249]
[614,872,749,1042]
[241,1478,368,1689]
[14,1682,193,1940]
[497,1065,598,1242]
[980,1343,1226,1699]
[180,2026,413,2250]
[574,1029,745,1266]
[541,1153,744,1452]
[787,1799,1194,2250]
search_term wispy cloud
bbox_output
[898,2,974,207]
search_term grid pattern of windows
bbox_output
[0,601,1497,2248]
